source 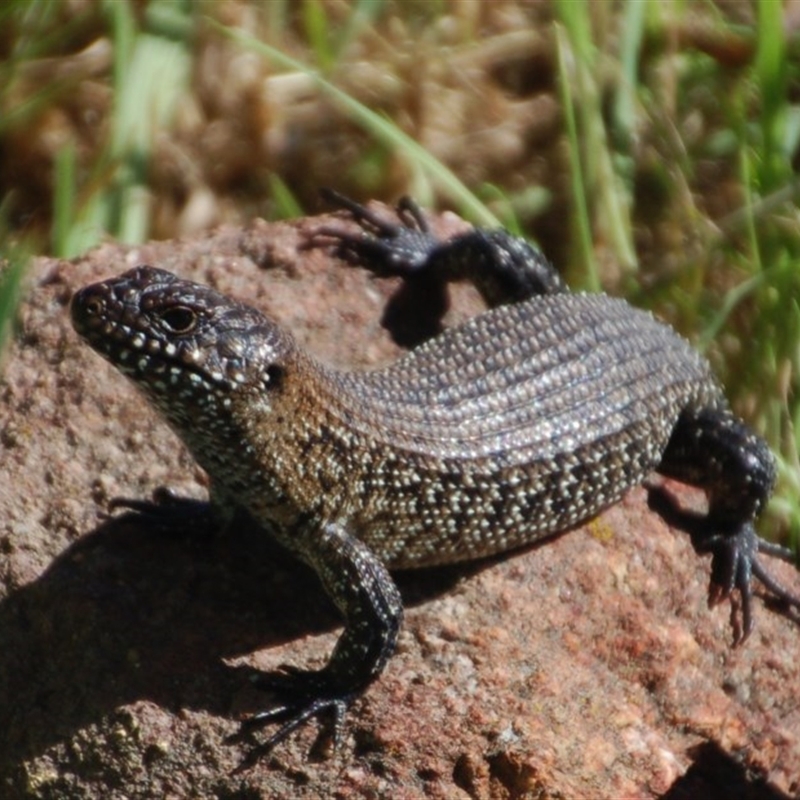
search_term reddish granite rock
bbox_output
[1,210,798,799]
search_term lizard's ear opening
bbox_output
[266,364,285,390]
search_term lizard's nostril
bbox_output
[84,297,103,316]
[70,288,105,332]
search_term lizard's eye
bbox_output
[159,306,197,334]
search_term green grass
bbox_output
[1,1,799,548]
[0,246,29,360]
[554,0,638,291]
[50,0,194,256]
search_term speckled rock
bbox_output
[1,209,798,799]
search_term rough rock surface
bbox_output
[1,208,799,799]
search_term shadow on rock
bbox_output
[0,509,467,778]
[661,740,795,800]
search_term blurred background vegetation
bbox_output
[1,0,799,546]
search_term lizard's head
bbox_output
[71,266,292,422]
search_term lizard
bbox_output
[70,190,800,765]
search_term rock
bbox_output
[1,209,798,799]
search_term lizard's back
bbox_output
[335,292,722,464]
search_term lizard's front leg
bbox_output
[234,521,403,768]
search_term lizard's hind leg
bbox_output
[653,406,800,642]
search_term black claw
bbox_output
[320,188,402,238]
[739,588,752,644]
[700,521,800,644]
[232,699,347,770]
[751,557,800,615]
[757,538,797,563]
[396,195,429,233]
[109,486,204,515]
[708,536,738,600]
[231,697,344,774]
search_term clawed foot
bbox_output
[105,487,218,537]
[696,524,800,644]
[229,665,353,771]
[311,189,453,346]
[648,486,800,643]
[310,188,442,278]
